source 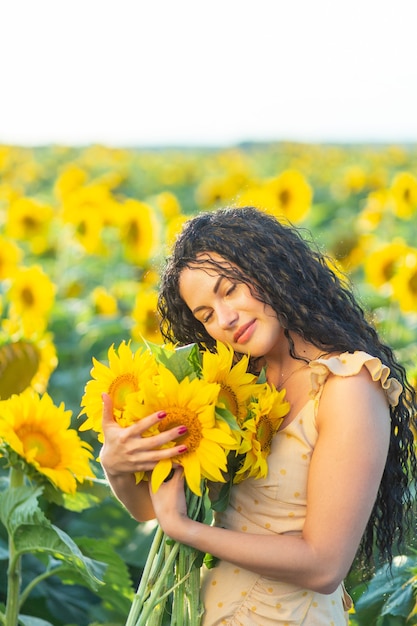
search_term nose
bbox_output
[217,303,238,329]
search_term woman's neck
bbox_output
[264,336,323,387]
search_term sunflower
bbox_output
[390,171,417,219]
[54,164,88,202]
[358,190,393,233]
[60,183,117,253]
[195,173,248,209]
[131,286,163,344]
[91,286,119,316]
[61,182,118,226]
[118,199,161,265]
[79,340,159,437]
[342,165,367,194]
[6,265,56,330]
[363,239,411,290]
[125,364,238,496]
[263,169,313,223]
[0,236,22,280]
[390,249,417,312]
[0,320,58,397]
[6,197,54,254]
[235,383,290,482]
[164,214,189,253]
[155,191,182,219]
[201,342,259,427]
[0,389,94,494]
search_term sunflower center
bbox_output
[409,272,417,295]
[278,189,291,207]
[18,426,61,467]
[21,286,35,307]
[108,373,139,411]
[256,415,274,454]
[383,259,397,282]
[23,216,39,232]
[159,406,202,453]
[127,220,140,246]
[219,385,241,421]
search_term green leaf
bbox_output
[209,478,233,513]
[43,477,110,512]
[0,341,41,399]
[14,525,106,591]
[203,552,219,570]
[381,580,416,617]
[215,406,241,431]
[146,341,202,381]
[75,536,134,615]
[0,485,107,591]
[354,556,417,625]
[0,485,45,535]
[18,615,54,626]
[256,366,268,384]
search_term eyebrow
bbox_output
[192,275,224,315]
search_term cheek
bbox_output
[204,324,224,342]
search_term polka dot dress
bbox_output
[201,352,402,625]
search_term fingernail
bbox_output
[178,445,187,453]
[157,411,167,419]
[177,426,187,435]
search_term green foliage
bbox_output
[0,471,136,626]
[145,341,202,382]
[350,555,417,625]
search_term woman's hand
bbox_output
[148,468,189,539]
[100,393,188,478]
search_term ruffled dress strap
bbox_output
[309,351,402,407]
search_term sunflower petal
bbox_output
[151,459,173,492]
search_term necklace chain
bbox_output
[277,362,310,390]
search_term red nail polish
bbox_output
[157,411,167,419]
[177,426,187,435]
[178,445,187,453]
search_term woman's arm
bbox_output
[150,369,391,593]
[100,393,188,522]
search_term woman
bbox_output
[100,206,416,625]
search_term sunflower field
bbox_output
[0,141,417,625]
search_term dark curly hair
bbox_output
[157,205,417,571]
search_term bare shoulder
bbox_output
[316,366,391,434]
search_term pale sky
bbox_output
[1,0,416,147]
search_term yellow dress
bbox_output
[201,351,402,626]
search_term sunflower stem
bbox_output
[125,524,164,626]
[189,553,204,623]
[4,467,24,626]
[126,487,206,626]
[172,544,186,624]
[135,539,181,626]
[186,490,205,624]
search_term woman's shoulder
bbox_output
[309,351,402,408]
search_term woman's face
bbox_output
[179,254,284,360]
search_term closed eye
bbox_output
[202,310,213,323]
[225,283,236,296]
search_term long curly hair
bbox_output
[157,205,417,570]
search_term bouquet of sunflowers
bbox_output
[79,339,289,626]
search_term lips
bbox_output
[233,320,255,344]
